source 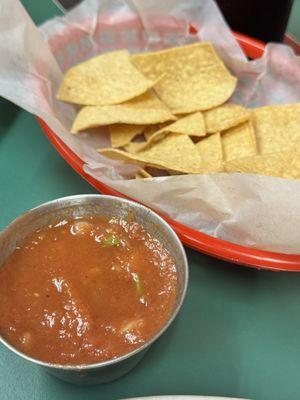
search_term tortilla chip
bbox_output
[110,124,146,148]
[57,50,156,106]
[161,112,205,136]
[225,152,300,179]
[251,104,300,154]
[143,123,174,142]
[204,104,250,134]
[222,121,257,161]
[135,168,152,179]
[196,133,224,170]
[72,91,176,133]
[124,112,206,152]
[143,123,169,140]
[124,141,147,153]
[100,133,213,174]
[132,43,237,114]
[146,111,206,142]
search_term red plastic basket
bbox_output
[38,26,300,272]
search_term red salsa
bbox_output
[0,216,177,365]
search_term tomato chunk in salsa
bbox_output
[0,216,177,365]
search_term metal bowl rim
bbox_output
[0,194,189,371]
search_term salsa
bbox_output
[0,216,177,365]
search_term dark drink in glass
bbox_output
[216,0,294,42]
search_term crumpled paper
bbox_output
[1,0,300,253]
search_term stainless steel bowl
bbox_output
[0,195,188,385]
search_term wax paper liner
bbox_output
[1,0,300,253]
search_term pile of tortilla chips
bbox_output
[58,44,300,180]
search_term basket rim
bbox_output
[37,31,300,272]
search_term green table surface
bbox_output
[1,2,300,400]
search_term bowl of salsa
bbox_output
[0,195,188,384]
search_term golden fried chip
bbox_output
[135,168,152,179]
[57,50,156,106]
[196,133,224,170]
[204,103,250,134]
[99,133,215,174]
[110,124,146,148]
[146,112,206,143]
[251,104,300,154]
[225,152,300,179]
[72,92,176,133]
[160,112,205,136]
[132,43,237,114]
[222,121,257,161]
[124,141,147,153]
[144,124,168,140]
[125,112,206,152]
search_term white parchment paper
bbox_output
[1,0,300,253]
